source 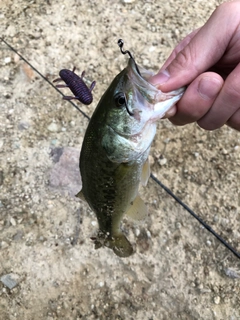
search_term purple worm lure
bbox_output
[53,67,96,105]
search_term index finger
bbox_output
[151,2,240,91]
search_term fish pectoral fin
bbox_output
[141,158,150,186]
[75,190,85,201]
[126,194,148,221]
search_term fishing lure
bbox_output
[53,67,96,105]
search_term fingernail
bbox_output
[198,77,221,100]
[150,70,170,85]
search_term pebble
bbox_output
[135,228,140,237]
[1,241,9,249]
[47,122,59,132]
[224,268,240,279]
[146,230,151,238]
[158,158,167,166]
[175,222,182,229]
[148,46,155,53]
[18,121,30,130]
[213,296,220,305]
[1,274,19,289]
[206,240,212,246]
[222,149,228,155]
[4,57,11,64]
[10,217,17,226]
[164,138,170,144]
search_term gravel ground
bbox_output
[0,0,240,319]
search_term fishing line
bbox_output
[0,37,90,120]
[2,37,239,260]
[150,174,240,260]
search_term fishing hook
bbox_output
[123,93,134,116]
[117,39,141,76]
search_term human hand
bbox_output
[150,0,240,131]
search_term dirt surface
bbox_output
[1,0,240,319]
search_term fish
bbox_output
[77,53,185,258]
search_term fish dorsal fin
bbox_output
[141,158,150,187]
[126,194,148,221]
[75,190,85,201]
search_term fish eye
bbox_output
[114,92,126,108]
[114,92,134,116]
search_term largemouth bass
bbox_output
[77,43,185,257]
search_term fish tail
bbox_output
[110,233,134,258]
[93,231,134,258]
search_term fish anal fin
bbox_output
[75,190,85,201]
[141,158,150,186]
[126,194,148,221]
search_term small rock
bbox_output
[10,217,17,226]
[175,222,182,229]
[4,57,11,64]
[213,296,220,305]
[206,240,212,246]
[18,121,30,130]
[148,46,155,53]
[158,158,167,166]
[49,147,82,197]
[1,241,9,249]
[47,122,59,132]
[148,155,154,166]
[146,230,151,238]
[224,268,240,279]
[50,147,64,163]
[135,228,140,237]
[1,273,19,289]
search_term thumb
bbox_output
[150,2,236,91]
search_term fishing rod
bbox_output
[2,37,239,260]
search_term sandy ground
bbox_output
[0,0,240,319]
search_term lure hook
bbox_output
[117,39,141,76]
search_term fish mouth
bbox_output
[127,59,185,119]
